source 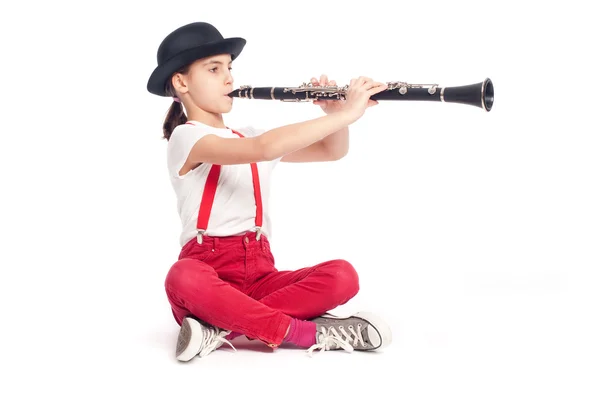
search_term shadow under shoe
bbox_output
[307,311,392,356]
[175,316,236,362]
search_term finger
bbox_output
[360,81,383,93]
[363,80,383,88]
[320,74,327,86]
[330,80,336,86]
[352,77,365,88]
[366,82,389,95]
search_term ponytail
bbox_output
[162,100,187,140]
[162,64,191,140]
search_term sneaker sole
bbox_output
[176,317,204,362]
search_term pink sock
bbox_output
[282,318,317,348]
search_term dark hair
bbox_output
[162,64,192,140]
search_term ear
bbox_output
[171,73,189,95]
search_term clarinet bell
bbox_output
[441,78,494,111]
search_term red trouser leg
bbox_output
[165,257,291,346]
[246,259,360,320]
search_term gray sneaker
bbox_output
[307,311,392,355]
[175,316,236,362]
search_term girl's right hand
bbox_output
[339,76,388,123]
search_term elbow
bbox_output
[262,145,278,161]
[257,136,280,162]
[322,139,349,161]
[328,146,349,161]
[335,148,349,160]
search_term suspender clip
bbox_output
[254,226,262,240]
[197,229,206,244]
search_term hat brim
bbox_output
[147,37,246,97]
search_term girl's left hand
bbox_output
[310,74,346,115]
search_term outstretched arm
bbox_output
[280,125,349,163]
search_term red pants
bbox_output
[164,231,359,347]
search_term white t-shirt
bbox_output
[166,120,281,247]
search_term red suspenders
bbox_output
[184,122,263,244]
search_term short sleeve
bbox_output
[235,125,265,138]
[167,125,212,179]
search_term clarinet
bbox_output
[228,78,494,112]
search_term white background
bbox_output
[1,0,598,399]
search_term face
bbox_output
[172,53,234,113]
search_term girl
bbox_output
[147,22,392,361]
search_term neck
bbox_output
[187,108,227,129]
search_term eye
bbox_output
[209,67,232,72]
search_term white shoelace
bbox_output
[198,328,237,357]
[306,324,365,356]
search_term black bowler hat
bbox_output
[147,22,246,97]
